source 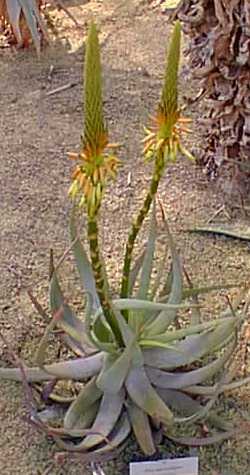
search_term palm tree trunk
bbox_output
[177,0,250,202]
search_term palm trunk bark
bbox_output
[176,0,250,202]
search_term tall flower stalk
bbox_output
[120,21,193,303]
[69,22,122,345]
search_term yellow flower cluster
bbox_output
[142,109,194,163]
[68,137,120,216]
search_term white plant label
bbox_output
[130,457,198,475]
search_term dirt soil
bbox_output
[0,1,249,474]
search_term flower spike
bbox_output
[68,22,120,217]
[142,21,195,164]
[161,20,181,119]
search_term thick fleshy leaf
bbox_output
[61,295,96,355]
[138,339,178,350]
[189,293,201,326]
[165,430,239,446]
[176,395,220,424]
[0,353,103,382]
[89,306,133,351]
[128,204,157,333]
[128,249,146,296]
[93,314,116,344]
[151,239,169,299]
[64,377,102,430]
[35,314,60,367]
[56,415,130,454]
[125,347,174,426]
[50,268,94,353]
[159,265,173,299]
[84,297,117,353]
[62,335,87,357]
[182,284,240,300]
[95,411,131,453]
[92,298,196,351]
[156,388,232,431]
[184,375,250,396]
[143,220,182,335]
[137,202,157,300]
[113,308,136,347]
[186,225,250,241]
[69,401,100,435]
[96,343,133,393]
[96,352,116,383]
[160,367,233,426]
[143,318,237,369]
[70,212,100,311]
[61,306,94,350]
[127,400,156,455]
[88,329,117,353]
[159,388,196,416]
[140,317,237,348]
[146,341,235,389]
[79,390,125,449]
[182,271,201,325]
[112,298,195,312]
[157,366,230,425]
[183,281,241,326]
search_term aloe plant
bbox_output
[0,0,49,54]
[0,21,249,459]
